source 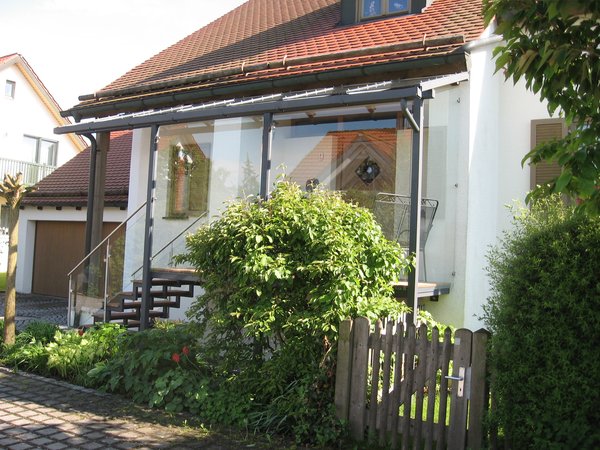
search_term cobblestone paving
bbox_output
[0,368,271,449]
[0,294,68,331]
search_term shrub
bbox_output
[17,321,59,345]
[0,321,60,373]
[88,322,211,414]
[44,323,126,386]
[483,197,600,449]
[175,181,410,444]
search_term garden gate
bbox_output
[334,317,490,449]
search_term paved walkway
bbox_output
[0,294,68,331]
[0,295,284,449]
[0,368,271,450]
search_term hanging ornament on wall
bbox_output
[355,157,380,184]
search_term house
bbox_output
[55,0,561,329]
[0,53,86,271]
[16,130,131,298]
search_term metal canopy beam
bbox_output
[55,85,424,135]
[407,97,425,324]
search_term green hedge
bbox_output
[484,197,600,449]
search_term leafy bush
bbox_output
[88,322,211,414]
[0,321,60,373]
[483,197,600,449]
[17,321,59,345]
[1,322,126,385]
[175,182,410,444]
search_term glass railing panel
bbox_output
[67,203,147,327]
[68,242,109,328]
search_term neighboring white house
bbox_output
[55,0,563,329]
[0,53,85,271]
[16,130,131,298]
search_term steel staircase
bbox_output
[93,268,201,328]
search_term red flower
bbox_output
[182,346,190,356]
[171,353,181,363]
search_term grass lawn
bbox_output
[0,272,6,292]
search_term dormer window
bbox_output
[341,0,423,25]
[361,0,410,19]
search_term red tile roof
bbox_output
[0,53,19,65]
[22,130,132,207]
[73,0,484,115]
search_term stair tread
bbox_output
[113,288,191,298]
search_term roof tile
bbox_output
[84,0,484,104]
[23,130,132,207]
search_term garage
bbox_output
[32,221,119,298]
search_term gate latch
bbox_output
[445,366,465,397]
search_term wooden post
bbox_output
[349,316,370,441]
[367,320,383,443]
[424,326,440,449]
[90,132,109,251]
[334,319,354,422]
[400,323,416,450]
[437,327,452,448]
[468,328,491,450]
[448,329,473,450]
[378,319,396,446]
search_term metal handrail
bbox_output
[67,201,147,277]
[130,211,208,278]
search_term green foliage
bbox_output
[17,321,59,345]
[0,321,60,373]
[1,322,126,385]
[45,323,126,386]
[88,322,211,414]
[484,0,600,213]
[175,181,410,444]
[483,196,600,448]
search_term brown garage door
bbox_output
[32,221,118,298]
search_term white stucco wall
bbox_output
[124,40,558,329]
[0,64,79,165]
[16,207,127,293]
[425,39,557,330]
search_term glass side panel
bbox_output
[153,117,262,269]
[272,104,412,210]
[270,94,460,284]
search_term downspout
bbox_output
[82,133,97,256]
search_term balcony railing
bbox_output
[0,158,56,185]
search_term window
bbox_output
[5,80,16,98]
[167,140,212,218]
[23,135,59,166]
[361,0,410,19]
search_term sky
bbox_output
[0,0,248,111]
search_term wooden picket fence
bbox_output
[334,317,490,449]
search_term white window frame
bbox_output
[5,80,16,98]
[24,135,59,167]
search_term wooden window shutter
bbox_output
[530,119,567,189]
